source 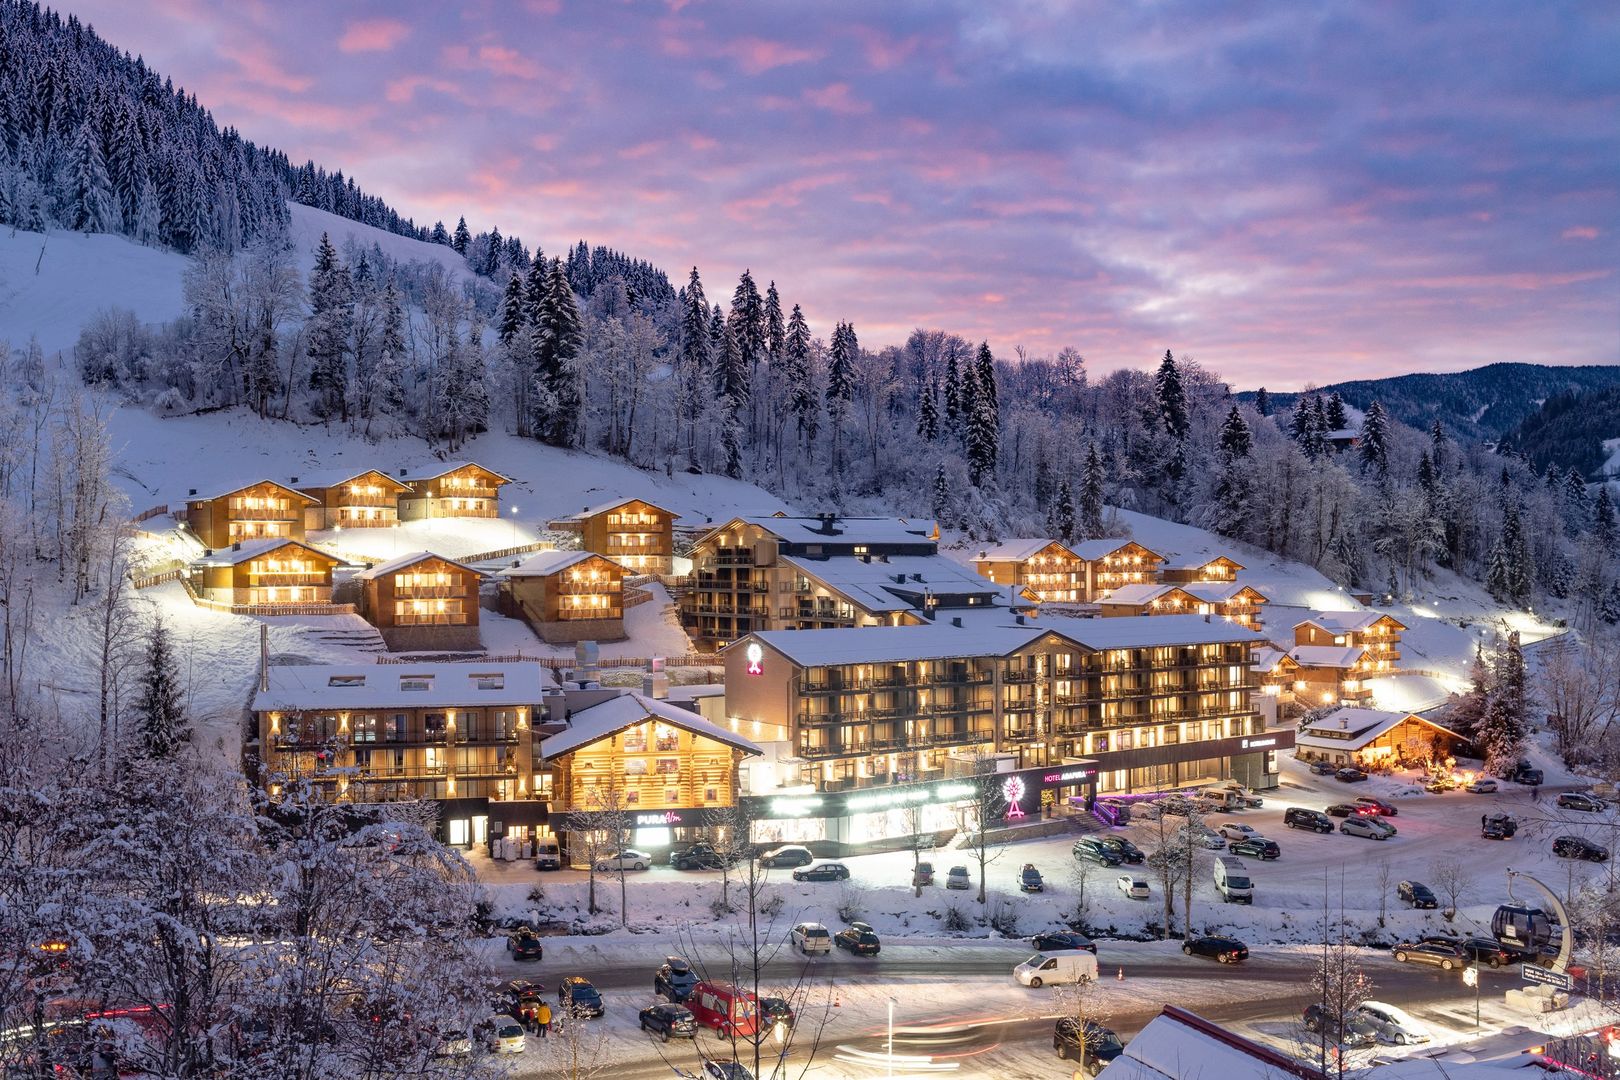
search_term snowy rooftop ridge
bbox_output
[1070,537,1163,561]
[539,692,762,759]
[289,467,411,491]
[192,537,344,566]
[352,550,480,580]
[496,550,620,577]
[1096,1004,1323,1080]
[1298,609,1406,633]
[710,514,938,547]
[779,553,997,613]
[1288,644,1368,668]
[551,496,680,521]
[251,661,556,711]
[398,461,515,483]
[972,538,1065,562]
[1297,706,1460,752]
[184,478,319,503]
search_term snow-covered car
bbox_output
[1335,767,1369,783]
[1355,1001,1430,1045]
[1465,777,1498,794]
[1558,792,1607,812]
[1340,815,1396,840]
[1018,864,1045,892]
[703,1061,755,1080]
[789,922,832,955]
[1553,835,1609,861]
[654,957,699,1003]
[1192,826,1226,850]
[757,845,815,868]
[432,1029,472,1057]
[484,1014,525,1054]
[595,849,652,872]
[1218,822,1257,840]
[945,866,971,890]
[506,930,543,961]
[1117,874,1150,900]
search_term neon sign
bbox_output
[1042,767,1097,784]
[634,811,683,826]
[1002,776,1027,820]
[745,642,764,676]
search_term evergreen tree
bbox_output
[784,303,817,444]
[430,220,449,245]
[917,379,940,442]
[1486,501,1533,608]
[1079,443,1105,540]
[1254,387,1271,417]
[763,281,785,362]
[498,271,525,346]
[1429,419,1447,454]
[1290,396,1313,444]
[1034,445,1054,509]
[727,269,762,407]
[943,347,961,422]
[132,175,161,245]
[133,617,188,759]
[974,341,998,415]
[1446,646,1491,740]
[825,321,856,472]
[1207,407,1254,539]
[931,462,950,527]
[964,344,1000,486]
[1054,478,1076,544]
[451,215,470,255]
[373,278,407,419]
[1417,451,1438,500]
[66,121,118,233]
[1308,396,1329,457]
[677,267,710,460]
[1325,393,1348,431]
[1563,467,1589,526]
[1218,406,1252,459]
[716,310,748,406]
[1476,634,1529,774]
[531,260,583,447]
[1594,486,1618,555]
[1154,349,1189,439]
[305,232,354,421]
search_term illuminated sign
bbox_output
[1043,767,1097,784]
[1002,776,1027,820]
[634,811,684,826]
[1240,738,1277,749]
[767,796,825,818]
[745,642,764,676]
[845,782,976,813]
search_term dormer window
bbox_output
[472,674,505,691]
[328,675,366,688]
[400,676,434,692]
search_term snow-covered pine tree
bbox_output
[498,272,530,436]
[963,344,999,486]
[1357,400,1390,476]
[943,346,961,422]
[66,121,118,233]
[1289,395,1313,443]
[1306,396,1329,457]
[1595,486,1618,555]
[716,311,747,409]
[1446,645,1491,739]
[305,232,354,421]
[1206,406,1253,539]
[826,321,855,474]
[1325,393,1348,431]
[430,220,449,245]
[451,215,470,255]
[764,281,785,362]
[1218,405,1252,459]
[372,278,408,423]
[532,259,584,447]
[132,617,188,759]
[1563,467,1589,532]
[1254,387,1271,417]
[784,303,817,446]
[1154,349,1189,439]
[917,378,940,442]
[1055,478,1076,544]
[677,267,709,463]
[974,341,998,416]
[1079,442,1105,540]
[1034,444,1054,509]
[132,174,161,245]
[1477,633,1529,774]
[931,462,950,526]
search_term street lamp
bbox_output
[887,997,896,1078]
[1463,963,1480,1030]
[510,505,520,547]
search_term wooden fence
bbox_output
[458,540,557,565]
[131,503,170,524]
[179,575,355,617]
[130,567,183,590]
[623,585,654,609]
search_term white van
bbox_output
[534,838,562,871]
[1213,855,1253,904]
[790,922,832,956]
[1015,950,1099,988]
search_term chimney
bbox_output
[258,624,270,692]
[979,549,987,560]
[290,476,299,485]
[893,573,905,584]
[188,488,197,496]
[912,573,923,582]
[582,505,589,513]
[233,541,242,551]
[1015,614,1025,626]
[1204,613,1211,623]
[951,617,962,628]
[399,469,408,477]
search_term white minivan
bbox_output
[790,922,832,956]
[1213,855,1253,904]
[1015,950,1099,988]
[534,838,562,871]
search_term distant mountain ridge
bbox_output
[1237,362,1620,442]
[1495,384,1620,479]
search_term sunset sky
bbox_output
[70,1,1618,388]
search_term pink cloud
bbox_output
[851,26,920,71]
[1562,225,1600,240]
[219,41,311,93]
[385,75,465,105]
[442,43,543,80]
[618,140,664,160]
[803,82,870,115]
[338,18,409,53]
[722,36,821,75]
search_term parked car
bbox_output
[789,923,832,955]
[1097,836,1146,864]
[792,862,851,883]
[1397,881,1438,909]
[913,861,935,887]
[1465,778,1498,794]
[945,866,971,890]
[702,1061,756,1080]
[1015,950,1099,988]
[1182,936,1249,963]
[1302,1005,1378,1048]
[594,849,652,872]
[1355,797,1398,817]
[1053,1018,1126,1069]
[558,977,605,1019]
[484,1015,526,1054]
[1341,816,1396,840]
[1309,760,1338,776]
[1392,940,1464,970]
[433,1028,473,1057]
[533,837,562,871]
[1417,934,1513,968]
[1502,761,1544,785]
[1030,931,1096,954]
[1284,807,1335,833]
[1228,837,1280,860]
[506,930,543,962]
[688,982,760,1038]
[654,957,699,1003]
[1559,793,1607,812]
[1356,1001,1431,1045]
[1019,864,1045,893]
[1554,835,1609,862]
[1325,803,1366,818]
[757,845,814,868]
[835,923,882,956]
[1482,812,1517,840]
[498,979,545,1026]
[1191,825,1227,850]
[1218,822,1258,841]
[1424,776,1457,794]
[672,843,737,871]
[1073,837,1123,867]
[1117,874,1151,900]
[1336,767,1369,783]
[639,1003,697,1042]
[1218,782,1264,807]
[760,997,795,1037]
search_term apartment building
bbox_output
[397,462,512,520]
[187,538,342,607]
[971,539,1086,603]
[547,498,679,574]
[182,479,317,549]
[1099,582,1269,631]
[724,613,1279,805]
[1070,539,1167,599]
[496,550,627,643]
[251,661,553,846]
[1294,610,1405,669]
[293,468,412,530]
[354,551,483,651]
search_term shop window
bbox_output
[705,787,719,802]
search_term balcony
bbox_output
[229,506,298,521]
[715,550,754,566]
[439,485,497,499]
[250,573,325,587]
[686,603,767,617]
[336,493,397,507]
[393,584,463,599]
[1002,669,1039,684]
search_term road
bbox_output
[495,940,1528,1079]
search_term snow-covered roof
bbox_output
[1038,614,1267,650]
[352,550,480,581]
[714,515,937,547]
[290,467,411,492]
[1098,584,1183,606]
[1288,644,1367,668]
[973,539,1069,563]
[252,661,555,712]
[540,692,761,758]
[496,550,620,578]
[1183,582,1267,604]
[781,553,997,613]
[1252,646,1296,671]
[1297,707,1459,752]
[398,461,514,483]
[1096,1005,1321,1080]
[1299,609,1406,633]
[186,478,318,503]
[552,497,678,522]
[1070,538,1163,561]
[1161,555,1246,572]
[191,537,342,567]
[1325,427,1360,442]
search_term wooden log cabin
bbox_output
[188,538,342,608]
[1160,555,1246,584]
[293,468,412,530]
[355,551,483,651]
[547,498,680,574]
[1099,582,1269,631]
[397,462,512,520]
[1294,610,1405,671]
[540,692,761,858]
[971,539,1086,603]
[182,480,317,549]
[496,550,627,644]
[1071,539,1167,600]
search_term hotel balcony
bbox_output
[337,493,398,507]
[439,484,497,498]
[250,572,325,587]
[229,506,299,521]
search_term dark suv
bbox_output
[1558,793,1607,813]
[1053,1019,1125,1068]
[1418,934,1513,968]
[1097,836,1146,864]
[1229,837,1281,860]
[1302,1005,1378,1048]
[1030,931,1096,954]
[1284,807,1334,833]
[1073,837,1123,867]
[671,843,735,871]
[1554,835,1609,862]
[1397,881,1438,909]
[654,957,698,1002]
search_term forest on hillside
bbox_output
[1495,385,1620,479]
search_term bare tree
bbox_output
[966,754,1011,904]
[1068,853,1098,930]
[566,787,624,917]
[1428,855,1475,921]
[1145,798,1190,938]
[1374,856,1393,928]
[580,786,631,928]
[1050,974,1112,1070]
[1542,637,1620,768]
[1299,873,1375,1080]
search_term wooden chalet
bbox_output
[397,462,512,520]
[546,498,679,574]
[971,539,1085,603]
[182,480,317,549]
[1294,610,1405,670]
[497,550,627,644]
[1297,707,1467,767]
[1160,555,1246,584]
[293,468,412,530]
[1070,538,1167,600]
[355,551,483,651]
[188,538,342,607]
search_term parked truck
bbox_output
[1214,855,1254,904]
